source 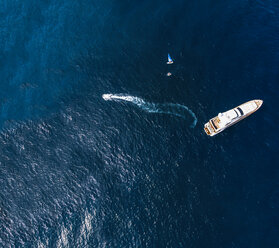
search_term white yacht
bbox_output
[204,100,263,136]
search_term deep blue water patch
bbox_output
[0,0,278,247]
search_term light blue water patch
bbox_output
[0,0,112,127]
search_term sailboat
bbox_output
[167,54,173,64]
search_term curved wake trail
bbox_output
[102,94,197,128]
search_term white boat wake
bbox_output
[102,94,197,128]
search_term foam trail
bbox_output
[102,94,197,128]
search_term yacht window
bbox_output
[211,120,218,130]
[237,107,244,115]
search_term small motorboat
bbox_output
[102,94,113,100]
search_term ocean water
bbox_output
[0,0,278,247]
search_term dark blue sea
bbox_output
[0,0,279,247]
